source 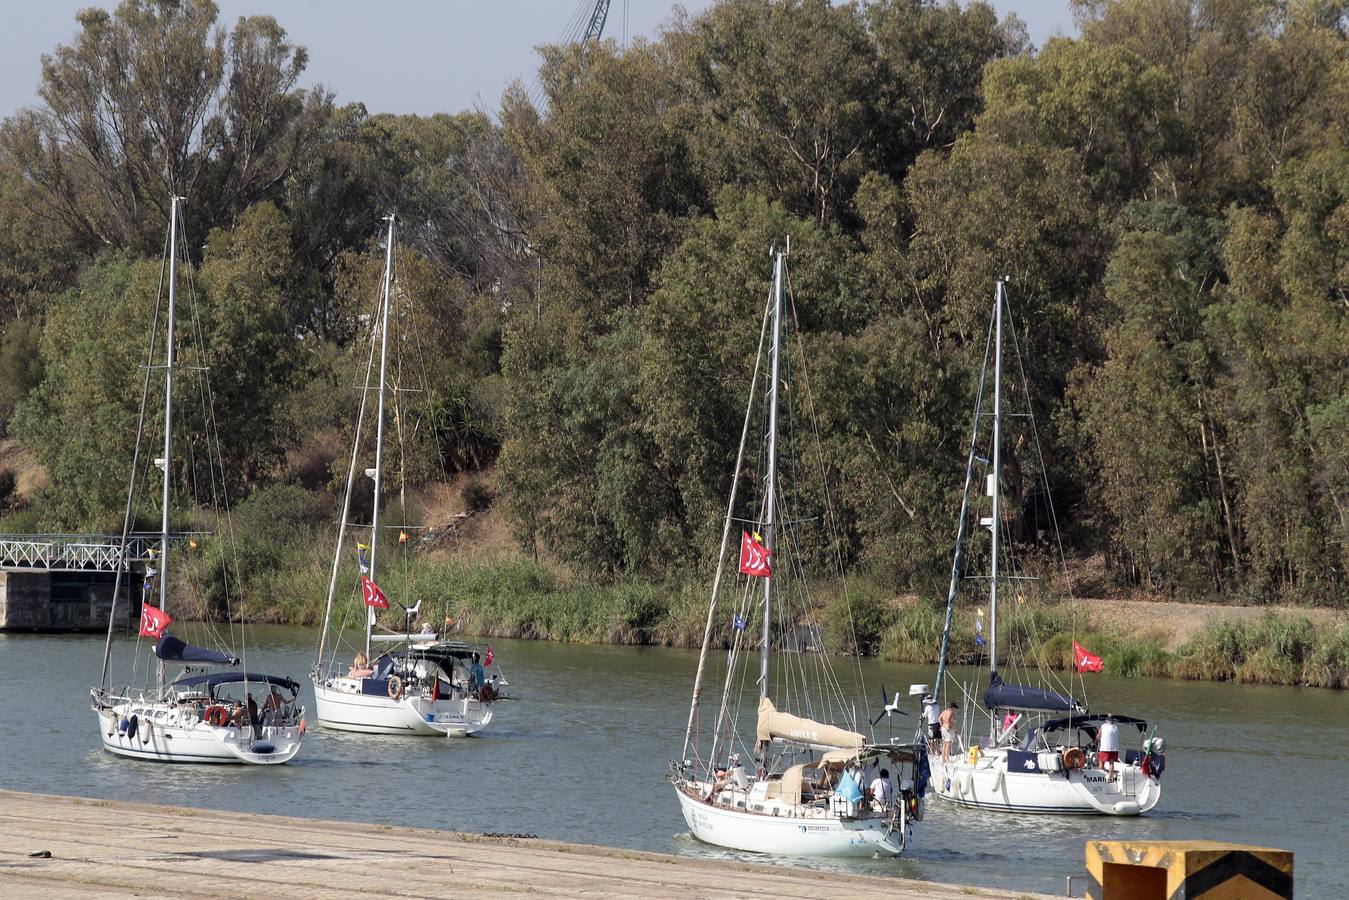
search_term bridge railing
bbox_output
[0,533,196,573]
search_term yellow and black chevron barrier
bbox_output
[1085,840,1292,899]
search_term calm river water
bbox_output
[2,627,1346,896]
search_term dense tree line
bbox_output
[0,0,1344,605]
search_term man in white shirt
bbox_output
[1098,715,1120,779]
[922,695,940,749]
[869,768,894,809]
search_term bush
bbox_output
[0,468,15,509]
[231,483,328,547]
[824,584,894,655]
[462,477,493,513]
[879,596,948,663]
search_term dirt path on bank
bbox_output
[1074,597,1347,650]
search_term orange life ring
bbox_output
[204,705,229,727]
[1063,747,1086,770]
[387,675,404,701]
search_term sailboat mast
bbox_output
[759,248,785,699]
[366,213,396,658]
[156,196,180,687]
[989,279,1004,681]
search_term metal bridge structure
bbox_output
[0,534,166,573]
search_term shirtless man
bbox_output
[939,702,959,762]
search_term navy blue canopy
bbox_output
[984,672,1083,713]
[1041,713,1148,732]
[171,672,299,693]
[154,634,240,666]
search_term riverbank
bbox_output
[265,550,1348,690]
[0,789,1051,899]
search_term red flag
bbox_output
[140,603,173,639]
[1073,640,1104,673]
[738,531,772,577]
[360,575,389,609]
[484,645,494,667]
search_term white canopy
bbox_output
[756,697,865,750]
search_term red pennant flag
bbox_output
[1073,640,1104,673]
[360,575,390,609]
[484,645,494,667]
[738,531,772,578]
[140,603,173,639]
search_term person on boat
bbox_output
[870,769,894,810]
[706,766,729,802]
[939,702,958,762]
[262,685,287,724]
[1001,710,1021,742]
[922,695,941,749]
[348,651,374,678]
[1099,715,1120,779]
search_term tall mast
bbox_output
[366,213,396,658]
[156,196,180,687]
[989,279,1005,681]
[759,248,785,699]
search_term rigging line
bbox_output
[316,238,385,670]
[709,576,753,771]
[398,238,453,488]
[181,223,241,660]
[100,213,171,692]
[1003,291,1085,701]
[937,301,997,701]
[690,277,775,763]
[782,261,870,719]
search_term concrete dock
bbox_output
[0,789,1050,898]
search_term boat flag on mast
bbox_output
[1073,640,1104,673]
[140,603,173,639]
[360,575,389,609]
[738,531,771,577]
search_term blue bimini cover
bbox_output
[154,634,240,666]
[983,672,1082,713]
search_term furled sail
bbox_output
[756,697,864,749]
[154,634,240,666]
[983,672,1082,713]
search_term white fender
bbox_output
[991,766,1005,792]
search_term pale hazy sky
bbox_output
[1,1,1076,121]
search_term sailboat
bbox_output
[311,214,495,737]
[669,245,928,857]
[925,279,1165,815]
[90,196,306,765]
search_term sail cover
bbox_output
[983,672,1081,713]
[155,634,240,666]
[756,697,864,749]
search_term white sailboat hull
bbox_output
[932,751,1161,815]
[673,786,907,857]
[94,707,302,765]
[313,679,492,736]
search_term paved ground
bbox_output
[0,789,1052,899]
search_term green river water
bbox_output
[2,626,1345,896]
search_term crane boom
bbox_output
[584,0,611,41]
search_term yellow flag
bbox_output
[357,542,370,551]
[188,539,198,550]
[752,531,763,544]
[399,531,409,544]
